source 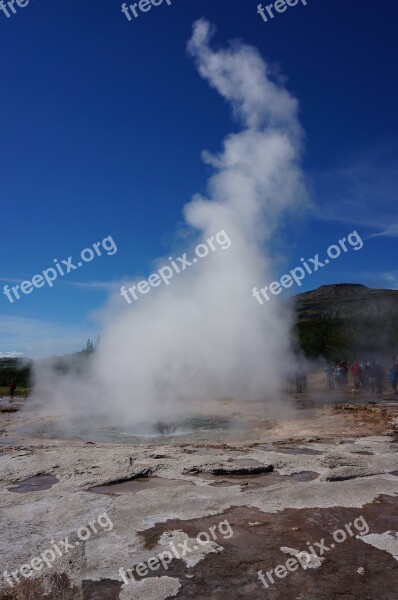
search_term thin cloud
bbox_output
[310,148,398,236]
[1,278,122,291]
[369,224,398,239]
[66,280,122,291]
[380,271,398,289]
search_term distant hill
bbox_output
[294,284,398,321]
[292,284,398,361]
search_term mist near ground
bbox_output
[32,19,308,426]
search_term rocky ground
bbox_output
[1,388,398,599]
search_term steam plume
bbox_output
[33,20,306,426]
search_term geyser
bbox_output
[32,19,307,428]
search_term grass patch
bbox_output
[0,387,29,397]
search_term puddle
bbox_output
[197,470,318,488]
[352,451,374,456]
[89,477,195,495]
[390,471,398,477]
[8,474,59,493]
[197,471,282,487]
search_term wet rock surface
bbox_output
[140,496,398,599]
[1,399,398,599]
[89,477,195,496]
[196,469,319,489]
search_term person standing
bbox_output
[374,362,385,397]
[389,360,398,395]
[340,361,349,391]
[9,379,17,400]
[351,360,362,391]
[325,364,334,390]
[368,362,376,394]
[334,364,343,390]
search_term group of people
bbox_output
[324,356,398,395]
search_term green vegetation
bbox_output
[0,358,31,390]
[0,386,29,397]
[296,317,398,361]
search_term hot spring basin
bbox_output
[8,474,59,493]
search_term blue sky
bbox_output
[1,0,397,357]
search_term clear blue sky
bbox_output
[1,0,397,357]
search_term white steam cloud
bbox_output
[33,20,306,426]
